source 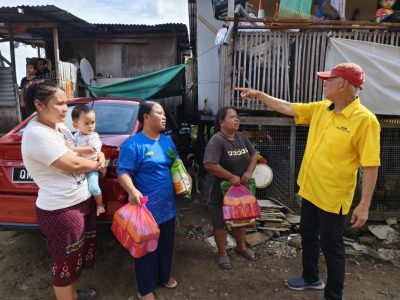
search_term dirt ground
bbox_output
[1,197,399,300]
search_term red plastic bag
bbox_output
[222,184,260,221]
[111,196,160,258]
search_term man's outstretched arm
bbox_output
[236,87,296,117]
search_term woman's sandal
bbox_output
[162,276,178,289]
[234,248,259,261]
[137,292,158,300]
[77,287,98,300]
[218,255,232,269]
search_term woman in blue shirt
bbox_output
[117,101,179,300]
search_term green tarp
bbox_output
[278,0,312,19]
[88,64,185,99]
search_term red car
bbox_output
[0,98,141,229]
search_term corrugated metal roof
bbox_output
[0,5,98,33]
[0,68,18,106]
[0,5,99,46]
[0,5,189,49]
[95,23,188,30]
[95,23,189,48]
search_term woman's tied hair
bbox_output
[137,101,159,124]
[214,106,236,131]
[24,79,59,112]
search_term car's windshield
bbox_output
[18,101,139,135]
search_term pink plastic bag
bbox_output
[222,184,260,221]
[111,196,160,258]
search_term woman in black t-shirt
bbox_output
[203,107,259,269]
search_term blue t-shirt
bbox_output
[117,132,176,224]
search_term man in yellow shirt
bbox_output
[237,63,380,300]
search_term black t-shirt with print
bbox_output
[203,131,256,204]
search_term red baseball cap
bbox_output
[317,63,365,89]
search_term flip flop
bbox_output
[162,276,178,289]
[218,255,232,269]
[77,287,97,300]
[234,248,259,261]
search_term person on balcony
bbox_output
[19,62,37,120]
[36,57,53,79]
[237,63,380,300]
[376,0,397,22]
[313,0,346,21]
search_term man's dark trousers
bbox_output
[300,199,346,300]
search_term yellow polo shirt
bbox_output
[292,98,380,215]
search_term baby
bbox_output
[70,104,105,216]
[376,0,397,22]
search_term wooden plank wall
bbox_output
[95,34,177,78]
[223,30,400,110]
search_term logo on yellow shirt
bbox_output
[336,126,350,133]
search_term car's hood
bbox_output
[0,134,130,148]
[0,134,22,144]
[100,135,130,148]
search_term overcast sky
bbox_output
[0,0,189,83]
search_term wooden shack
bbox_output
[0,5,190,132]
